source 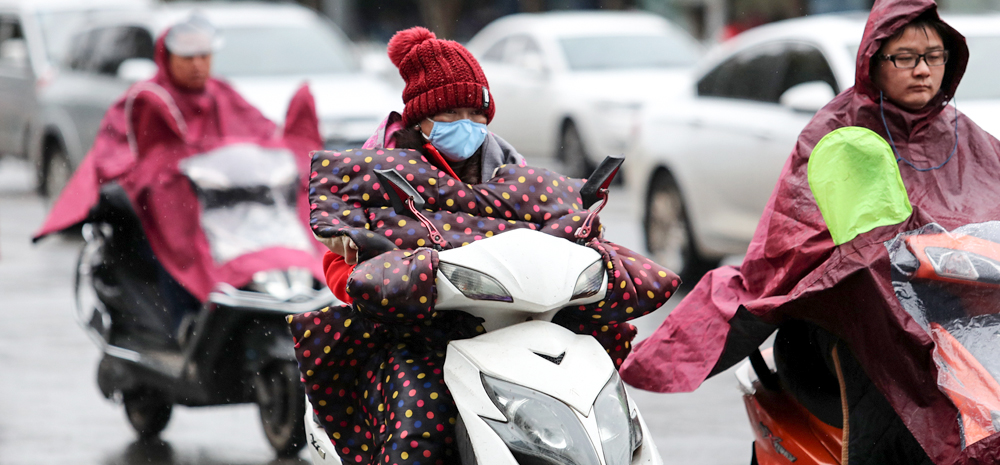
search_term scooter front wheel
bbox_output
[123,386,172,438]
[255,361,307,457]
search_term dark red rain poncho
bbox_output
[34,30,324,300]
[290,146,680,465]
[622,0,1000,463]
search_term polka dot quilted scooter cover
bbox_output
[288,148,680,465]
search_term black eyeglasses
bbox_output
[879,50,949,69]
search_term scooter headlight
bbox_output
[572,259,605,301]
[248,267,315,301]
[481,374,601,465]
[439,262,513,302]
[922,247,1000,284]
[594,372,641,465]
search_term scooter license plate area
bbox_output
[179,144,314,264]
[886,221,1000,448]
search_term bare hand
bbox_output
[323,235,359,265]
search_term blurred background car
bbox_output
[465,11,701,178]
[628,11,1000,280]
[0,0,149,164]
[30,1,399,198]
[626,13,862,278]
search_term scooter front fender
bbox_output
[445,320,662,465]
[736,358,842,465]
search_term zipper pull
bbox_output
[406,197,449,250]
[575,188,609,243]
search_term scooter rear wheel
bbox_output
[123,386,172,438]
[255,361,307,457]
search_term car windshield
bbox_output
[955,36,1000,100]
[36,11,90,65]
[213,22,358,76]
[559,34,699,71]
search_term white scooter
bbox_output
[304,157,662,465]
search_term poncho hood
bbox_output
[854,0,967,107]
[622,1,1000,463]
[35,28,281,239]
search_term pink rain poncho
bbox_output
[35,28,324,300]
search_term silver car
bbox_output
[0,0,148,165]
[31,1,398,197]
[465,11,701,178]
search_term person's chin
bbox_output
[900,93,933,110]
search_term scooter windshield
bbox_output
[886,221,1000,448]
[179,143,313,264]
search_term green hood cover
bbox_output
[808,126,912,245]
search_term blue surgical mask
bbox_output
[423,118,488,162]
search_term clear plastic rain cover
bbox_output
[886,221,1000,448]
[179,143,313,264]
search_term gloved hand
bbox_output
[347,248,439,325]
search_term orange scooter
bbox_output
[737,230,1000,464]
[736,345,843,465]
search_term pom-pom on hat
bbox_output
[387,27,495,127]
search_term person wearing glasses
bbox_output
[873,15,950,112]
[623,0,1000,463]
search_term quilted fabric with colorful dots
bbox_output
[292,148,680,465]
[308,148,598,251]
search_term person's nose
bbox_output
[913,57,932,78]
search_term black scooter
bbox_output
[75,182,334,457]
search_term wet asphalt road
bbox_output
[0,157,752,464]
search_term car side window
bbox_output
[698,42,788,103]
[500,36,528,65]
[496,35,545,72]
[66,29,100,72]
[0,15,29,69]
[515,36,545,71]
[778,43,838,97]
[89,26,155,76]
[482,37,509,63]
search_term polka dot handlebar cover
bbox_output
[308,148,599,254]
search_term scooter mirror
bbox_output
[580,155,624,209]
[374,169,426,215]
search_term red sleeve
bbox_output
[323,250,355,304]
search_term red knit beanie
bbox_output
[387,27,495,127]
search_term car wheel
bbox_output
[123,386,173,438]
[255,361,307,457]
[644,171,717,282]
[41,140,71,200]
[559,121,592,179]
